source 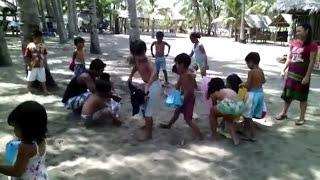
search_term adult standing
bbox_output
[276,23,318,125]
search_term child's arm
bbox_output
[189,49,194,58]
[150,42,155,57]
[83,75,96,93]
[175,76,182,90]
[165,42,171,56]
[128,65,138,82]
[145,63,157,93]
[0,145,30,177]
[262,70,266,84]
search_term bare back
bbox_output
[214,89,241,102]
[178,72,196,97]
[247,68,265,90]
[136,59,156,83]
[82,94,105,116]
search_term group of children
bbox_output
[0,31,266,179]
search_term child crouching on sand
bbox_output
[208,78,245,145]
[160,53,203,140]
[81,80,122,127]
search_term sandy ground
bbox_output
[0,34,320,180]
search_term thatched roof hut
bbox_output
[269,14,292,27]
[244,15,271,30]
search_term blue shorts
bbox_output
[155,57,166,71]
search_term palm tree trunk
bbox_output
[151,18,155,38]
[38,0,48,32]
[239,0,246,43]
[127,0,140,42]
[0,27,12,66]
[89,0,101,54]
[67,0,78,38]
[51,0,68,43]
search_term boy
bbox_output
[72,36,86,76]
[24,30,49,94]
[151,31,171,85]
[81,80,122,127]
[241,52,266,141]
[160,53,203,140]
[128,40,161,141]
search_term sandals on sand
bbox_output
[295,119,306,126]
[275,114,288,120]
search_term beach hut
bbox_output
[269,14,292,43]
[244,14,272,43]
[276,0,320,41]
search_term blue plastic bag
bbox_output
[5,140,21,165]
[165,90,184,108]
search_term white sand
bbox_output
[0,34,320,180]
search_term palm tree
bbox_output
[127,0,140,42]
[89,0,102,54]
[0,27,11,66]
[51,0,68,43]
[67,0,79,38]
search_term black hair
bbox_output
[156,31,164,39]
[175,53,191,68]
[226,74,243,93]
[8,101,47,144]
[190,32,201,39]
[32,30,43,38]
[95,79,112,93]
[298,23,313,46]
[130,40,147,55]
[245,52,260,65]
[74,36,85,46]
[100,72,110,82]
[207,78,226,99]
[172,64,177,74]
[89,58,106,71]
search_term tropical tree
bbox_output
[67,0,79,38]
[89,0,102,54]
[127,0,140,42]
[51,0,68,43]
[0,27,11,66]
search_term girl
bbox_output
[0,101,48,179]
[226,74,243,93]
[189,32,208,77]
[207,78,245,145]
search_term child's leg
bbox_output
[38,68,49,94]
[41,82,49,94]
[186,120,203,140]
[209,107,220,138]
[26,69,36,93]
[225,117,240,145]
[163,70,168,83]
[160,108,180,129]
[244,117,256,140]
[143,117,153,140]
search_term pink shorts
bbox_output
[180,94,195,123]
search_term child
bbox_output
[81,80,122,127]
[24,30,49,94]
[226,74,243,93]
[241,52,266,141]
[0,101,48,179]
[160,53,203,140]
[151,31,171,85]
[189,32,208,77]
[207,78,245,145]
[73,36,86,76]
[128,40,161,141]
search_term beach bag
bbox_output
[5,140,21,165]
[201,76,212,114]
[165,90,183,108]
[69,58,75,71]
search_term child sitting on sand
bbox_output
[241,52,266,141]
[151,31,171,85]
[0,101,48,179]
[72,36,86,76]
[81,80,122,127]
[208,78,245,145]
[24,30,49,95]
[160,53,203,140]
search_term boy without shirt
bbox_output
[128,40,161,141]
[151,31,171,85]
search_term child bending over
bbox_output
[81,80,122,127]
[151,31,171,85]
[241,52,266,141]
[208,78,245,145]
[0,101,48,179]
[160,53,203,140]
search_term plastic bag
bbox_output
[5,140,21,165]
[165,90,184,108]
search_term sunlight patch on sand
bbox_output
[50,69,73,76]
[189,144,232,157]
[276,126,296,138]
[310,167,320,179]
[179,159,210,172]
[0,82,25,89]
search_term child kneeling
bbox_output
[81,80,122,127]
[207,78,245,145]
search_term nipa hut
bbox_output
[269,14,292,42]
[244,14,272,43]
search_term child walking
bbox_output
[160,53,203,140]
[24,30,49,94]
[241,52,266,141]
[151,31,171,85]
[128,40,161,141]
[72,36,86,76]
[189,32,208,77]
[0,101,48,179]
[207,78,245,145]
